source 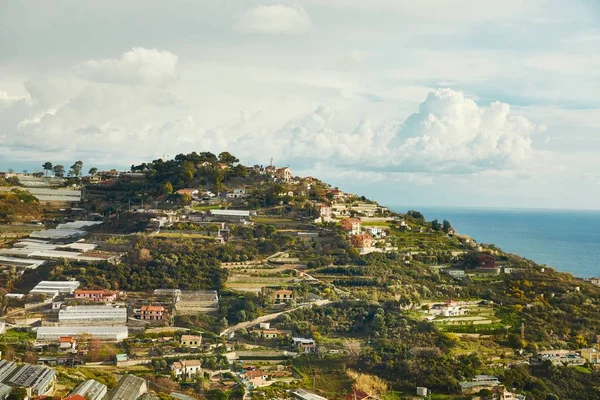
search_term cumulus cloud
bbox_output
[236,4,311,34]
[388,89,539,173]
[76,47,178,85]
[234,88,539,174]
[0,45,539,177]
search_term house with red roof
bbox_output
[140,305,166,321]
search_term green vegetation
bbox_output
[3,151,600,400]
[0,189,40,222]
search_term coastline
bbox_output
[391,205,600,279]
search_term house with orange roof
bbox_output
[140,305,166,321]
[275,167,292,182]
[58,336,77,353]
[351,233,374,249]
[176,188,199,199]
[340,217,362,235]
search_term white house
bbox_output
[171,360,202,378]
[226,188,248,199]
[363,226,387,238]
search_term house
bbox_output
[351,233,374,249]
[58,336,77,353]
[226,188,248,199]
[475,254,500,274]
[258,329,290,339]
[293,337,317,353]
[180,334,202,348]
[428,301,468,317]
[290,388,328,400]
[105,374,147,400]
[580,348,600,364]
[316,204,332,219]
[241,369,270,388]
[275,167,292,183]
[74,289,118,303]
[216,163,230,170]
[140,305,167,321]
[265,165,277,175]
[340,218,361,235]
[586,277,600,287]
[199,190,216,199]
[176,189,199,199]
[171,360,202,378]
[275,289,294,304]
[363,226,387,239]
[327,188,346,200]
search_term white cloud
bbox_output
[236,4,311,34]
[388,89,539,173]
[76,47,178,86]
[235,88,539,174]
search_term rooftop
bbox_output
[290,388,329,400]
[209,209,251,217]
[106,374,147,400]
[181,335,201,341]
[141,305,166,312]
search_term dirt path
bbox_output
[219,299,331,337]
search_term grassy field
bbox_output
[225,265,297,292]
[154,232,214,239]
[192,204,222,211]
[253,216,295,224]
[292,356,352,399]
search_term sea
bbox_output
[391,206,600,279]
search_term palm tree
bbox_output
[42,161,53,177]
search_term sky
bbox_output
[1,0,599,210]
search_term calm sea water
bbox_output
[391,207,600,278]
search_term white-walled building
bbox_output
[171,360,202,378]
[59,305,127,325]
[36,326,128,342]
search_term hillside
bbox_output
[1,151,600,400]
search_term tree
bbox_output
[442,219,452,233]
[205,389,229,400]
[42,162,53,177]
[22,169,27,174]
[69,160,84,178]
[218,151,239,165]
[53,164,65,178]
[7,168,14,174]
[162,182,173,195]
[89,167,98,176]
[431,219,442,231]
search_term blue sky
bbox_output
[1,0,599,209]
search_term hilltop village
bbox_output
[1,152,600,400]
